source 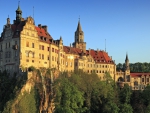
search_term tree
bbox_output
[54,78,86,113]
[119,103,133,113]
[117,63,123,71]
[118,84,133,113]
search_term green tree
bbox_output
[118,84,133,113]
[131,91,145,113]
[119,103,133,113]
[54,78,86,113]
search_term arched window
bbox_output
[134,81,138,86]
[118,77,124,82]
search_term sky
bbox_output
[0,0,150,64]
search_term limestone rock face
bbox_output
[3,69,57,113]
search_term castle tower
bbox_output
[7,17,10,25]
[124,53,130,82]
[16,2,22,23]
[125,53,130,70]
[73,19,86,53]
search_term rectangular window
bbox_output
[142,78,144,82]
[39,54,41,59]
[47,47,50,51]
[32,60,34,63]
[26,41,29,47]
[9,42,10,48]
[52,48,54,52]
[32,53,34,58]
[6,43,7,48]
[39,45,41,50]
[147,78,149,82]
[32,43,34,48]
[26,59,29,62]
[42,54,44,59]
[52,56,54,61]
[48,56,49,60]
[42,45,44,50]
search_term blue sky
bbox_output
[0,0,150,64]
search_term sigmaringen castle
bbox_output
[0,5,150,90]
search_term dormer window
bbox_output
[44,37,46,41]
[40,36,43,40]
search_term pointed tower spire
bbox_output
[16,1,22,12]
[16,1,22,23]
[125,52,130,71]
[125,52,129,61]
[76,16,82,31]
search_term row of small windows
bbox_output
[77,63,113,68]
[26,42,34,48]
[141,78,150,82]
[0,51,17,59]
[26,32,35,37]
[87,70,114,74]
[1,41,17,50]
[26,59,35,63]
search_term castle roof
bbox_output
[16,5,22,12]
[87,49,114,64]
[63,46,82,54]
[63,46,114,64]
[76,20,82,32]
[35,26,53,43]
[1,17,54,43]
[130,73,150,77]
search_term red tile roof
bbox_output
[63,47,114,64]
[87,49,114,64]
[63,46,82,54]
[130,73,150,77]
[1,19,53,44]
[35,26,53,42]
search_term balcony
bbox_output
[12,45,18,50]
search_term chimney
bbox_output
[89,48,90,54]
[97,48,99,53]
[42,25,47,32]
[38,24,42,28]
[70,43,72,52]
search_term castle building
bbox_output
[0,5,116,80]
[1,5,149,90]
[116,54,150,90]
